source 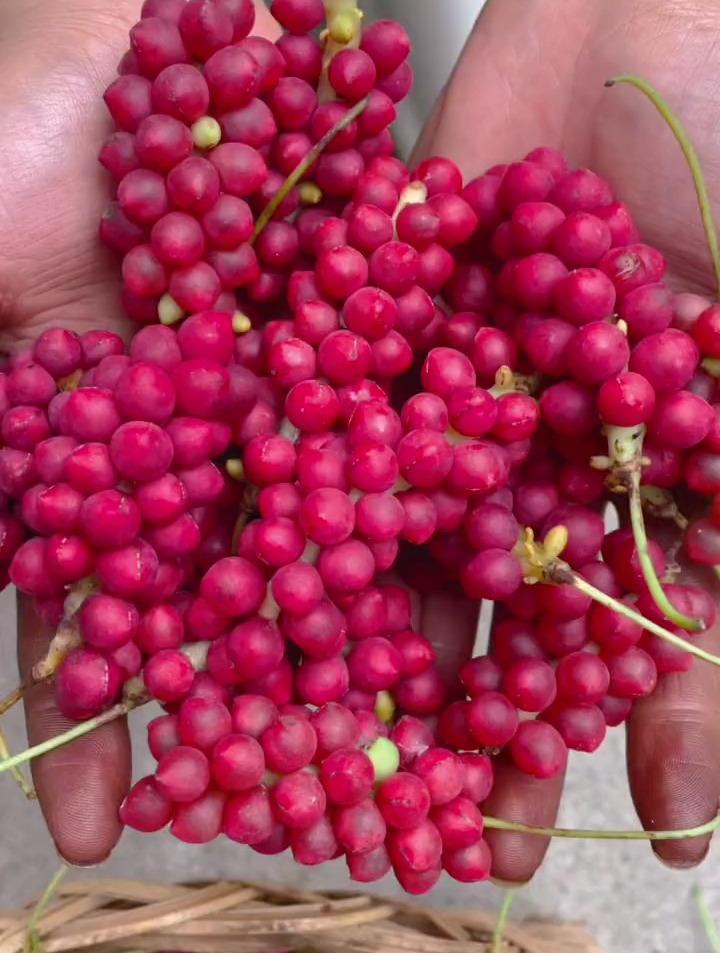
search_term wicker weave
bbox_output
[0,879,606,953]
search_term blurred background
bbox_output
[1,3,720,952]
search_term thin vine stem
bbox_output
[0,701,135,777]
[492,890,515,953]
[570,574,720,668]
[0,684,22,715]
[0,728,35,799]
[484,813,720,841]
[606,74,720,298]
[24,864,70,953]
[694,886,720,953]
[250,95,369,242]
[628,470,702,631]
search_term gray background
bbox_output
[1,2,720,950]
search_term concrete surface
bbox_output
[2,2,720,950]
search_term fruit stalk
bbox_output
[250,94,369,241]
[0,701,133,776]
[599,423,702,631]
[518,528,720,666]
[0,729,34,799]
[25,863,70,953]
[628,468,702,630]
[606,74,720,298]
[569,571,719,665]
[0,685,22,716]
[484,812,720,841]
[492,890,515,953]
[694,886,720,953]
[0,642,211,777]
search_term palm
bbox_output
[5,0,720,876]
[417,0,720,294]
[0,0,276,866]
[0,1,145,351]
[415,0,720,880]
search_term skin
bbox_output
[1,0,719,880]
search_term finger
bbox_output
[420,588,478,684]
[421,589,563,882]
[17,594,131,866]
[481,754,564,884]
[627,620,720,868]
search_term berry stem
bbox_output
[33,578,97,682]
[519,527,720,665]
[606,74,720,298]
[0,685,22,716]
[628,469,703,631]
[0,701,136,778]
[25,863,70,953]
[492,890,516,953]
[250,95,369,242]
[599,422,702,630]
[33,620,82,682]
[0,642,211,779]
[694,885,720,953]
[569,572,720,667]
[0,728,35,800]
[483,812,720,841]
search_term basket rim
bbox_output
[0,877,605,953]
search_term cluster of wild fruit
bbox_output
[0,0,719,896]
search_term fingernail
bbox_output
[490,877,527,888]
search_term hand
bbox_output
[0,0,281,865]
[413,0,720,880]
[0,0,481,873]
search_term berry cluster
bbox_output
[2,0,720,897]
[101,0,410,323]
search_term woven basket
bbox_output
[0,879,606,953]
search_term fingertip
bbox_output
[31,713,131,867]
[421,590,478,685]
[626,620,720,870]
[483,757,565,883]
[17,595,132,866]
[627,717,719,869]
[654,843,710,871]
[489,876,527,888]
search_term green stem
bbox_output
[250,96,369,242]
[24,864,69,953]
[0,644,209,780]
[695,886,720,953]
[492,890,515,953]
[0,701,133,778]
[484,813,720,841]
[570,573,720,668]
[0,728,35,800]
[628,470,703,631]
[606,74,720,298]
